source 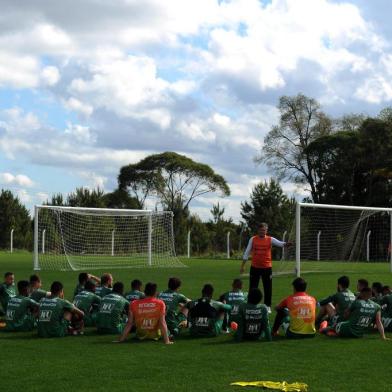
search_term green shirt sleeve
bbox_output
[319,294,335,306]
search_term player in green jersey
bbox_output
[96,282,129,334]
[316,276,355,328]
[188,284,232,338]
[234,288,271,342]
[95,273,113,298]
[73,280,101,327]
[0,272,16,314]
[38,281,84,338]
[158,277,190,336]
[29,274,50,302]
[323,287,387,339]
[124,279,145,303]
[73,272,100,299]
[371,282,383,304]
[5,280,39,332]
[221,278,247,327]
[380,286,392,331]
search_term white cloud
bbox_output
[64,97,93,117]
[0,172,34,187]
[41,65,60,86]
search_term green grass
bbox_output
[1,252,391,392]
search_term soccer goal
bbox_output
[33,205,186,271]
[289,202,392,276]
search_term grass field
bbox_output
[1,252,391,392]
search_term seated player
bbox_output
[380,286,392,332]
[29,274,50,302]
[124,279,145,303]
[95,273,113,298]
[96,282,129,334]
[234,288,271,342]
[0,272,16,314]
[371,282,384,304]
[38,281,84,338]
[221,278,247,326]
[272,277,316,338]
[118,282,172,344]
[316,276,355,329]
[73,280,101,327]
[188,284,232,338]
[323,287,387,340]
[158,277,190,336]
[5,280,39,332]
[356,279,369,296]
[73,272,100,299]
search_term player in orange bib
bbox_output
[240,223,291,312]
[117,282,172,344]
[272,277,316,338]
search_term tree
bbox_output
[66,187,106,208]
[103,189,141,209]
[241,179,295,240]
[187,214,211,255]
[0,189,32,250]
[256,94,332,202]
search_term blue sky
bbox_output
[1,0,392,221]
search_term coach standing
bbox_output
[240,223,291,313]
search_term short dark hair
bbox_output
[337,276,349,289]
[292,277,307,292]
[202,283,214,298]
[101,273,112,286]
[382,285,391,295]
[258,223,268,229]
[78,273,89,284]
[372,282,383,294]
[17,280,30,294]
[232,278,242,290]
[168,277,181,291]
[51,281,63,295]
[359,287,372,299]
[131,279,142,290]
[357,279,369,289]
[144,282,157,297]
[85,280,96,292]
[29,274,41,284]
[4,272,13,278]
[112,282,124,295]
[247,288,262,305]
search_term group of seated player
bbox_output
[0,271,390,343]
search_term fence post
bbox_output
[227,231,231,259]
[10,229,14,253]
[317,231,321,261]
[111,230,115,256]
[42,229,46,254]
[281,230,287,260]
[366,230,371,261]
[187,230,191,259]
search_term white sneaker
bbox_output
[267,306,272,314]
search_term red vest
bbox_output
[251,235,272,268]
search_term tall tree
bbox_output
[256,94,332,202]
[241,179,295,238]
[66,187,106,208]
[0,190,32,249]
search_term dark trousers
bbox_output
[249,266,272,307]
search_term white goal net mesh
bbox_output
[34,206,186,270]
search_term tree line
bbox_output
[1,95,392,256]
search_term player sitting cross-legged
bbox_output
[234,288,271,342]
[316,275,355,330]
[124,279,145,303]
[73,272,100,299]
[118,282,172,344]
[95,273,113,298]
[96,282,129,334]
[73,280,101,328]
[158,277,190,336]
[38,281,84,338]
[272,277,316,339]
[381,285,392,332]
[0,272,16,315]
[29,274,50,302]
[221,278,247,328]
[322,287,387,340]
[5,280,39,332]
[371,282,384,304]
[188,284,232,338]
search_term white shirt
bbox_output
[242,236,286,261]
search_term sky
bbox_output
[1,0,392,222]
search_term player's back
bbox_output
[96,286,112,298]
[125,289,145,303]
[188,298,220,337]
[224,290,247,322]
[381,294,392,317]
[237,303,269,340]
[158,289,187,315]
[284,292,316,335]
[5,295,37,331]
[0,283,16,311]
[96,293,128,333]
[347,299,380,337]
[335,289,356,317]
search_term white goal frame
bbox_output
[33,205,177,271]
[296,202,392,277]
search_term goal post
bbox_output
[33,205,185,271]
[295,202,392,276]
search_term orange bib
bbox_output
[251,235,272,268]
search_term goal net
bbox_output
[33,205,186,271]
[283,203,392,276]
